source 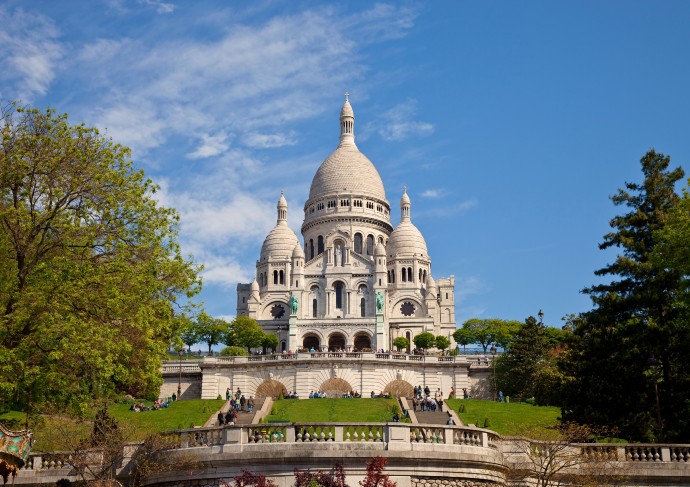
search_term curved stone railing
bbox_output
[161,362,202,373]
[155,422,499,450]
[183,353,470,366]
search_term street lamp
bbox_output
[647,355,663,441]
[177,348,183,400]
[538,309,544,325]
[490,344,497,401]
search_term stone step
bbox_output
[415,410,450,425]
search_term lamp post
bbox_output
[647,355,663,441]
[538,309,544,325]
[490,344,497,401]
[177,348,183,400]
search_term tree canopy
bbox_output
[195,312,228,353]
[0,104,200,414]
[560,149,688,441]
[225,315,265,352]
[413,332,436,351]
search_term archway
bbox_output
[255,379,288,399]
[319,378,353,398]
[328,333,346,351]
[303,334,320,351]
[354,333,372,351]
[383,380,414,399]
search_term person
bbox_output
[171,393,176,401]
[450,387,455,399]
[236,387,242,399]
[498,390,504,402]
[226,388,231,401]
[240,395,246,411]
[412,397,418,412]
[424,385,430,397]
[463,388,469,399]
[224,409,233,425]
[392,412,400,422]
[447,417,455,425]
[248,396,255,413]
[310,346,315,353]
[217,411,225,426]
[420,399,426,412]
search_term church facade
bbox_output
[237,96,456,353]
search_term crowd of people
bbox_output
[409,385,444,413]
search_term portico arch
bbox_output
[302,334,320,351]
[328,332,346,351]
[353,332,372,351]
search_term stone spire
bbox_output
[277,191,288,224]
[400,186,411,223]
[339,92,356,148]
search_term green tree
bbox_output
[435,335,450,352]
[195,313,228,354]
[561,149,686,441]
[452,327,473,353]
[261,333,279,353]
[226,315,265,352]
[0,104,200,415]
[413,332,436,351]
[392,337,409,352]
[171,313,197,353]
[495,316,551,402]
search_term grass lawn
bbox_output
[0,399,225,452]
[264,398,399,423]
[446,398,561,439]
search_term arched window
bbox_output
[401,269,406,282]
[378,236,384,244]
[366,234,374,255]
[391,270,395,283]
[318,236,324,255]
[309,239,314,260]
[279,270,284,285]
[273,270,278,284]
[423,270,427,282]
[313,299,318,318]
[354,233,363,254]
[335,283,343,309]
[407,267,413,282]
[361,298,366,317]
[387,271,390,283]
[419,269,422,282]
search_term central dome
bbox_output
[308,145,387,201]
[307,96,387,203]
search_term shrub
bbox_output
[216,394,222,400]
[458,404,466,413]
[220,346,249,356]
[278,390,284,400]
[483,417,491,428]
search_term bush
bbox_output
[220,346,249,356]
[483,417,491,428]
[458,404,465,413]
[390,404,401,416]
[278,390,284,400]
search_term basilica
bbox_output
[237,96,456,353]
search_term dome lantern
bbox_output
[339,92,355,148]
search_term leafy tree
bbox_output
[413,332,436,351]
[0,104,200,415]
[392,337,409,352]
[495,316,552,402]
[172,313,197,353]
[262,333,279,353]
[459,318,521,352]
[220,346,249,357]
[452,327,473,353]
[561,150,686,441]
[195,313,228,354]
[435,335,450,352]
[294,462,348,487]
[226,315,265,352]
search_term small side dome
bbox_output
[426,274,437,292]
[251,278,260,292]
[375,242,386,256]
[260,193,300,261]
[292,243,305,259]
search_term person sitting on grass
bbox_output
[392,413,400,422]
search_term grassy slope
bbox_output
[446,398,561,439]
[1,399,225,452]
[264,398,399,423]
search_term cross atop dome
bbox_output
[344,91,349,102]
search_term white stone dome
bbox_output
[260,193,300,261]
[260,223,299,261]
[388,221,428,258]
[292,243,305,259]
[375,242,386,256]
[308,145,386,201]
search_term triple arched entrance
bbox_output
[300,332,373,351]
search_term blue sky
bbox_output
[2,1,689,330]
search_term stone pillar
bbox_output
[288,316,297,352]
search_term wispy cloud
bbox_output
[244,131,297,149]
[420,188,447,199]
[366,99,435,142]
[418,199,478,218]
[0,7,63,100]
[139,0,175,14]
[187,132,230,159]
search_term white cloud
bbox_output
[376,100,435,141]
[244,132,297,149]
[0,7,63,100]
[187,132,230,159]
[139,0,175,14]
[420,188,447,199]
[419,199,478,218]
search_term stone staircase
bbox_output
[207,397,267,426]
